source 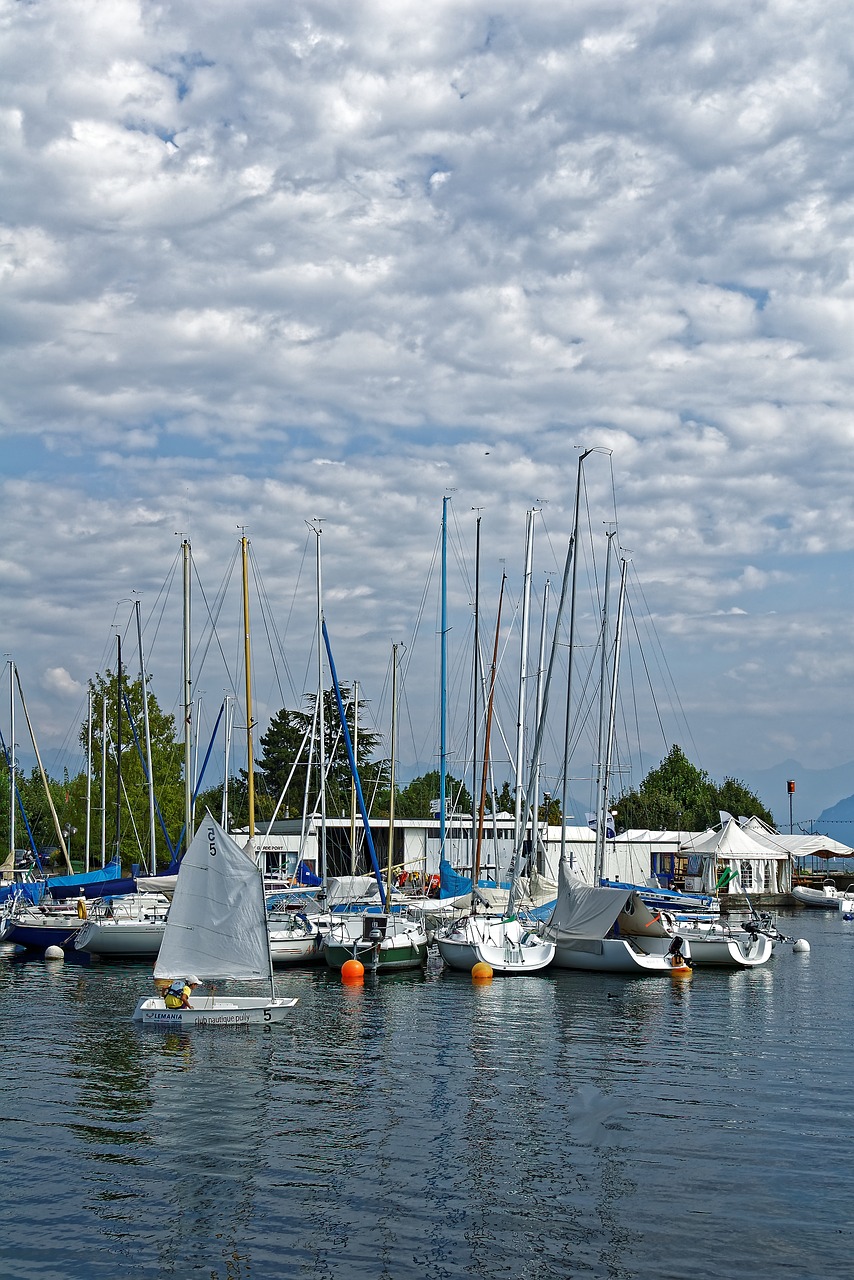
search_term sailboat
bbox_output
[132,814,298,1026]
[436,563,555,975]
[319,631,428,973]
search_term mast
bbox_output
[135,598,156,874]
[14,667,72,873]
[84,686,92,873]
[100,685,107,867]
[475,573,505,889]
[350,680,358,876]
[222,694,232,828]
[532,574,550,872]
[115,632,122,863]
[560,448,592,866]
[311,522,327,890]
[8,659,14,868]
[182,538,193,850]
[471,514,481,875]
[387,644,399,904]
[241,533,256,850]
[593,530,617,885]
[597,552,629,885]
[514,508,536,850]
[439,496,448,861]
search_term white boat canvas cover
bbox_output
[547,860,634,940]
[154,814,272,983]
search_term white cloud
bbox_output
[2,0,854,789]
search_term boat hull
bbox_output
[551,937,683,974]
[792,885,840,909]
[132,995,299,1027]
[437,916,555,973]
[268,931,322,966]
[3,917,84,951]
[75,919,166,957]
[323,939,427,971]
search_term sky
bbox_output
[2,0,854,826]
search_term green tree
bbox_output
[79,670,183,870]
[396,771,473,820]
[490,781,514,815]
[613,744,773,832]
[255,686,385,821]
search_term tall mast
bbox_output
[439,496,448,860]
[514,508,536,849]
[100,686,107,867]
[14,667,72,873]
[84,686,92,873]
[222,694,232,828]
[598,552,629,884]
[560,448,592,866]
[471,513,481,876]
[311,522,327,889]
[9,659,14,867]
[475,573,505,888]
[135,598,156,874]
[350,680,358,876]
[182,538,193,849]
[387,643,399,903]
[532,574,550,869]
[115,632,122,863]
[241,532,255,847]
[593,530,617,885]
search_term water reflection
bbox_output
[2,918,853,1279]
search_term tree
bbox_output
[78,669,183,869]
[396,771,473,820]
[490,781,514,815]
[613,744,773,832]
[255,686,385,821]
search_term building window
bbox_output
[739,860,753,891]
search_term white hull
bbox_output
[679,929,772,967]
[268,931,321,965]
[75,919,166,957]
[436,915,555,973]
[552,937,686,974]
[132,994,298,1027]
[792,885,841,909]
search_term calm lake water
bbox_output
[2,910,852,1280]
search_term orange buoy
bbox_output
[341,958,365,985]
[670,963,693,978]
[471,961,493,983]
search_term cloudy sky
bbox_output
[2,0,854,823]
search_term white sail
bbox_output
[154,813,271,983]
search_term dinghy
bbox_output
[132,814,298,1027]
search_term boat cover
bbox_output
[547,861,633,940]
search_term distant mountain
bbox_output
[731,758,854,833]
[811,794,854,847]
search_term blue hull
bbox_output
[5,920,84,950]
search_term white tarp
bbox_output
[154,812,271,983]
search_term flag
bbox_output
[586,812,616,839]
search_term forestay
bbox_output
[154,815,271,983]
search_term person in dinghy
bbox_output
[162,977,201,1009]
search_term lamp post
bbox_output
[63,824,78,868]
[787,780,795,835]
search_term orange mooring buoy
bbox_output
[341,958,365,985]
[471,961,493,983]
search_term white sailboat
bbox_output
[132,814,298,1027]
